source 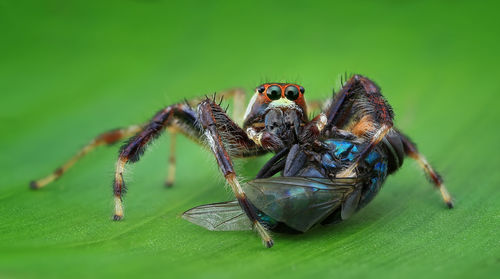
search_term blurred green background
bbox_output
[1,0,499,278]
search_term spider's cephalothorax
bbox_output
[31,75,453,248]
[243,83,309,151]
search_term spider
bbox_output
[31,74,453,248]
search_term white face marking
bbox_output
[268,98,298,110]
[243,92,259,121]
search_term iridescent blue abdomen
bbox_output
[321,139,388,208]
[250,139,390,232]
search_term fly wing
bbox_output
[341,186,362,220]
[242,176,364,232]
[182,201,252,231]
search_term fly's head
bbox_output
[243,83,307,144]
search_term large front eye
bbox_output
[285,85,299,101]
[266,85,282,100]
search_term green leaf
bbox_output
[1,1,498,278]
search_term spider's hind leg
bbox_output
[30,124,144,190]
[164,129,177,187]
[398,131,453,208]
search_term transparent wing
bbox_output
[182,201,252,231]
[242,176,364,232]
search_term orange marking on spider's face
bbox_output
[255,83,307,111]
[243,83,308,128]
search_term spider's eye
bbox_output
[257,86,265,93]
[285,85,300,101]
[299,86,305,94]
[266,85,282,100]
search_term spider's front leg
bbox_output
[196,99,274,248]
[30,88,245,190]
[113,98,272,247]
[164,88,246,187]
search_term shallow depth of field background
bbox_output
[1,1,499,278]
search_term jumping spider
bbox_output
[31,74,453,248]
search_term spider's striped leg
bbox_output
[30,124,144,190]
[323,74,395,178]
[324,74,452,208]
[184,88,246,123]
[324,74,394,135]
[197,98,273,248]
[164,88,246,187]
[113,100,267,222]
[164,129,177,187]
[398,132,453,208]
[113,103,201,220]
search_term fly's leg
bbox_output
[398,132,453,208]
[197,98,273,248]
[30,125,144,189]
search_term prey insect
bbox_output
[31,75,453,248]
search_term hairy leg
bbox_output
[32,88,245,191]
[324,75,395,177]
[197,98,273,247]
[398,132,454,208]
[164,88,246,186]
[325,75,453,207]
[324,74,394,135]
[112,100,267,224]
[165,130,177,187]
[30,125,144,189]
[113,103,201,220]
